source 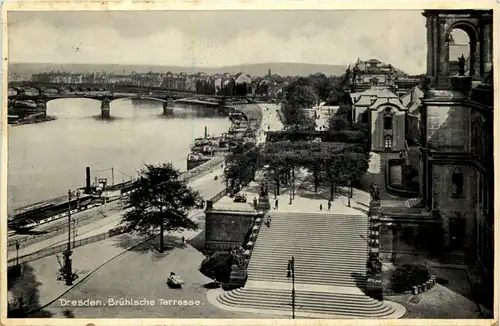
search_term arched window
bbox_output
[383,115,393,130]
[447,24,477,77]
[361,110,369,124]
[451,168,464,198]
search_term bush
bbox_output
[391,264,430,293]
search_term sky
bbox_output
[8,10,440,75]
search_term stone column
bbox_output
[101,98,111,119]
[437,19,450,86]
[482,22,493,73]
[36,99,47,116]
[431,16,440,83]
[426,18,434,76]
[163,101,173,115]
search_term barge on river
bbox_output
[173,97,233,115]
[186,108,257,171]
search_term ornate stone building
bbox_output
[351,58,397,92]
[419,9,493,302]
[352,87,408,154]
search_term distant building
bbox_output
[351,58,397,92]
[352,87,407,154]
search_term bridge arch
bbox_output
[44,95,171,119]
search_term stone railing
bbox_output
[180,155,226,182]
[366,201,383,300]
[205,188,229,210]
[241,214,266,269]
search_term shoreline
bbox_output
[9,115,57,126]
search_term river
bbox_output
[7,98,231,213]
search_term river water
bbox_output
[7,98,231,213]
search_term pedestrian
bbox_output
[328,200,331,211]
[253,197,258,209]
[275,199,279,210]
[320,203,323,211]
[181,236,185,243]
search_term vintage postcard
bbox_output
[1,1,498,325]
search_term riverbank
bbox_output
[9,115,57,126]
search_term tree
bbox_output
[224,142,262,191]
[120,163,202,253]
[281,77,318,131]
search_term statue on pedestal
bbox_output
[458,54,466,76]
[259,182,269,199]
[366,253,382,276]
[370,182,381,205]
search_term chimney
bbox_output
[86,167,91,194]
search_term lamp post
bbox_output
[15,241,20,266]
[63,190,73,286]
[287,256,296,319]
[347,180,352,207]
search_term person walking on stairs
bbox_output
[328,200,331,211]
[274,199,279,210]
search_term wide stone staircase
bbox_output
[247,212,369,287]
[214,212,404,318]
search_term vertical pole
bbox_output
[73,221,76,248]
[348,181,352,207]
[86,166,91,194]
[68,190,71,253]
[65,190,73,286]
[292,256,295,319]
[15,241,19,266]
[112,168,115,186]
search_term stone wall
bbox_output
[379,222,444,263]
[205,210,262,252]
[426,103,470,151]
[432,164,476,252]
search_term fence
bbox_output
[7,226,129,268]
[7,201,120,251]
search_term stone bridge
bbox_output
[8,82,260,119]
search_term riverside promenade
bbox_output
[6,167,226,315]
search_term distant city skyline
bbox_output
[9,10,437,75]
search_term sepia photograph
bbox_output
[1,2,497,323]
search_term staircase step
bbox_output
[248,263,367,270]
[216,288,396,318]
[268,222,368,227]
[254,240,369,247]
[222,293,386,311]
[246,279,365,287]
[247,268,367,275]
[252,250,368,260]
[258,228,369,233]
